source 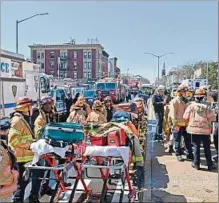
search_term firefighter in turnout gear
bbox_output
[169,85,193,162]
[34,96,56,140]
[183,88,217,171]
[0,115,19,202]
[86,100,107,124]
[8,97,43,203]
[34,96,58,197]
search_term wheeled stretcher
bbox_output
[81,146,137,203]
[25,139,91,203]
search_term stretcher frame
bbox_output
[24,147,91,203]
[81,154,136,203]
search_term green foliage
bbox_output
[202,61,218,89]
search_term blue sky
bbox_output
[1,1,218,82]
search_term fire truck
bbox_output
[95,77,122,103]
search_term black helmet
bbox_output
[0,116,11,130]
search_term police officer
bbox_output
[183,89,216,171]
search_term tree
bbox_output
[202,61,218,89]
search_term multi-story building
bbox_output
[29,43,110,81]
[108,57,118,77]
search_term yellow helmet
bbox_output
[194,88,206,97]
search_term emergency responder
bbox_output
[212,113,218,162]
[103,96,116,122]
[70,95,91,117]
[34,96,56,139]
[86,100,107,124]
[34,96,57,197]
[67,100,87,125]
[152,85,166,141]
[201,85,214,103]
[0,115,19,202]
[8,97,42,203]
[170,85,193,162]
[183,89,216,171]
[163,97,174,153]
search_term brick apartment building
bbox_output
[29,43,110,81]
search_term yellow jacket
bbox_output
[8,113,34,163]
[0,141,18,197]
[34,110,55,140]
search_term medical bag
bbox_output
[89,135,107,146]
[107,128,126,146]
[41,122,84,144]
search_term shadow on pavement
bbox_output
[151,189,187,202]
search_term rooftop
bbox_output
[0,49,25,59]
[28,43,104,50]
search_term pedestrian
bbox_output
[86,100,107,125]
[0,115,19,202]
[152,85,166,141]
[183,88,216,171]
[8,97,39,203]
[169,85,193,162]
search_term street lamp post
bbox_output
[145,52,174,86]
[16,12,49,53]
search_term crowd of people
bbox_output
[0,84,218,202]
[0,93,123,203]
[152,84,218,171]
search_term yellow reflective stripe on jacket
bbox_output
[17,156,33,163]
[132,156,144,162]
[10,138,20,146]
[10,128,22,136]
[21,135,33,143]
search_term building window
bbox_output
[73,72,77,79]
[84,52,87,58]
[37,53,41,59]
[73,61,77,67]
[88,72,91,78]
[41,63,44,69]
[41,53,44,59]
[73,51,77,59]
[88,52,91,59]
[50,52,55,59]
[88,62,91,69]
[84,72,87,78]
[84,62,87,69]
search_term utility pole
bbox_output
[16,12,48,53]
[145,52,174,86]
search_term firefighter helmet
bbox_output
[0,115,11,130]
[15,97,32,111]
[194,88,206,97]
[177,85,188,92]
[93,100,103,109]
[40,96,53,105]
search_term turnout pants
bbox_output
[173,127,193,157]
[192,134,213,167]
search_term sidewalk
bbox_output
[143,129,218,202]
